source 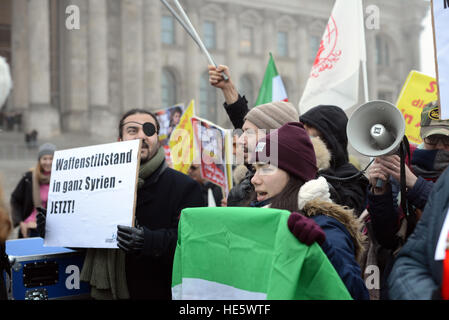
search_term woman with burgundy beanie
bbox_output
[251,122,369,300]
[10,142,56,238]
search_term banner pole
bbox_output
[172,0,228,81]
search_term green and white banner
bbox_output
[172,207,352,300]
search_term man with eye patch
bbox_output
[86,109,204,299]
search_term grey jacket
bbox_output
[387,167,449,299]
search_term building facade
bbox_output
[0,0,429,139]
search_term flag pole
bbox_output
[170,0,228,81]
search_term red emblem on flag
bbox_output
[310,16,342,78]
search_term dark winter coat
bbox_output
[125,163,204,299]
[223,95,257,207]
[10,171,34,227]
[200,182,223,206]
[388,166,449,299]
[300,105,369,216]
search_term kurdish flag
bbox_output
[172,207,352,300]
[254,53,288,106]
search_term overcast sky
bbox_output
[419,6,436,77]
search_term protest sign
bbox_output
[44,140,140,248]
[431,0,449,119]
[155,104,185,166]
[169,100,195,174]
[191,116,231,196]
[395,70,438,144]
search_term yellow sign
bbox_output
[169,100,195,174]
[395,70,438,145]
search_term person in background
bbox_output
[299,105,369,217]
[208,65,299,207]
[0,179,12,300]
[10,142,56,238]
[251,122,369,300]
[366,100,449,299]
[387,165,449,299]
[188,164,223,206]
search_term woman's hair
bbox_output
[0,179,12,242]
[270,175,305,212]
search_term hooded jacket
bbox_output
[300,105,369,216]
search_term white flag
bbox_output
[299,0,366,114]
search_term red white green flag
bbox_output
[255,53,288,106]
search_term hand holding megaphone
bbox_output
[347,100,406,189]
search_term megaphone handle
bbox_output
[375,178,384,188]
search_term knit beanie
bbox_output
[254,122,317,182]
[38,143,56,159]
[244,101,299,130]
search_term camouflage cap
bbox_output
[420,101,449,139]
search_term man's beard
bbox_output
[140,140,158,164]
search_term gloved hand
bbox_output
[287,212,326,246]
[117,225,145,254]
[36,207,47,238]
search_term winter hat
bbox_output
[254,122,317,182]
[38,143,56,159]
[420,100,449,139]
[299,105,349,169]
[244,101,299,130]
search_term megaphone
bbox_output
[347,100,405,157]
[347,100,406,188]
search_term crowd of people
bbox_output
[0,63,449,301]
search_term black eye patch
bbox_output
[143,122,156,137]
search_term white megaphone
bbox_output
[347,100,406,187]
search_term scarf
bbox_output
[411,149,449,181]
[137,146,166,188]
[32,163,51,209]
[80,146,166,300]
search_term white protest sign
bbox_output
[432,0,449,119]
[44,140,141,248]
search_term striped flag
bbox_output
[172,207,352,300]
[255,53,288,106]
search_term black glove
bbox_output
[117,225,145,254]
[36,207,47,238]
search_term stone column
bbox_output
[27,0,60,137]
[297,18,310,102]
[106,0,122,125]
[184,0,199,106]
[121,0,144,111]
[88,0,114,138]
[143,0,162,111]
[365,30,378,100]
[11,0,29,116]
[59,0,89,133]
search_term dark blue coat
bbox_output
[312,215,369,300]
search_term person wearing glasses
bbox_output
[365,101,449,299]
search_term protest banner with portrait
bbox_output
[155,104,185,166]
[191,116,232,197]
[169,100,196,174]
[44,140,141,248]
